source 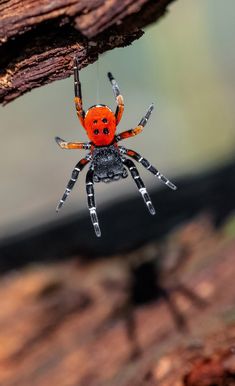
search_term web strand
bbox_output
[96,58,100,103]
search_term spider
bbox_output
[55,57,177,237]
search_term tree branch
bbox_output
[0,0,175,105]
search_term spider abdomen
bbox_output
[91,145,127,183]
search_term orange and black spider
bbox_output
[55,57,177,237]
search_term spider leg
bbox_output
[116,104,154,142]
[107,72,124,125]
[74,57,86,128]
[160,286,188,331]
[120,147,177,190]
[55,136,91,150]
[56,157,90,212]
[123,158,156,215]
[86,169,101,237]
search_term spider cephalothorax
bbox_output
[55,57,177,237]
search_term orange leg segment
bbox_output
[116,104,154,142]
[74,57,85,128]
[55,136,91,150]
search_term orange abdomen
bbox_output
[84,105,117,146]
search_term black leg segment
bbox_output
[121,148,177,190]
[74,57,82,101]
[107,72,120,98]
[56,158,90,212]
[86,169,101,237]
[138,103,154,127]
[123,158,156,215]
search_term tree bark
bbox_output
[0,0,175,104]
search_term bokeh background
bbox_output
[1,1,235,385]
[0,0,235,239]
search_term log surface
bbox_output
[0,0,175,104]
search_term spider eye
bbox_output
[102,118,108,123]
[103,128,109,134]
[93,120,98,124]
[93,129,99,135]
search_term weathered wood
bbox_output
[0,0,175,104]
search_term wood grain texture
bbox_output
[0,0,175,104]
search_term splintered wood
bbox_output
[0,0,175,104]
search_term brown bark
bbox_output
[0,0,175,105]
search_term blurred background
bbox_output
[0,1,235,385]
[1,0,235,240]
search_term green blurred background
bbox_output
[1,0,235,238]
